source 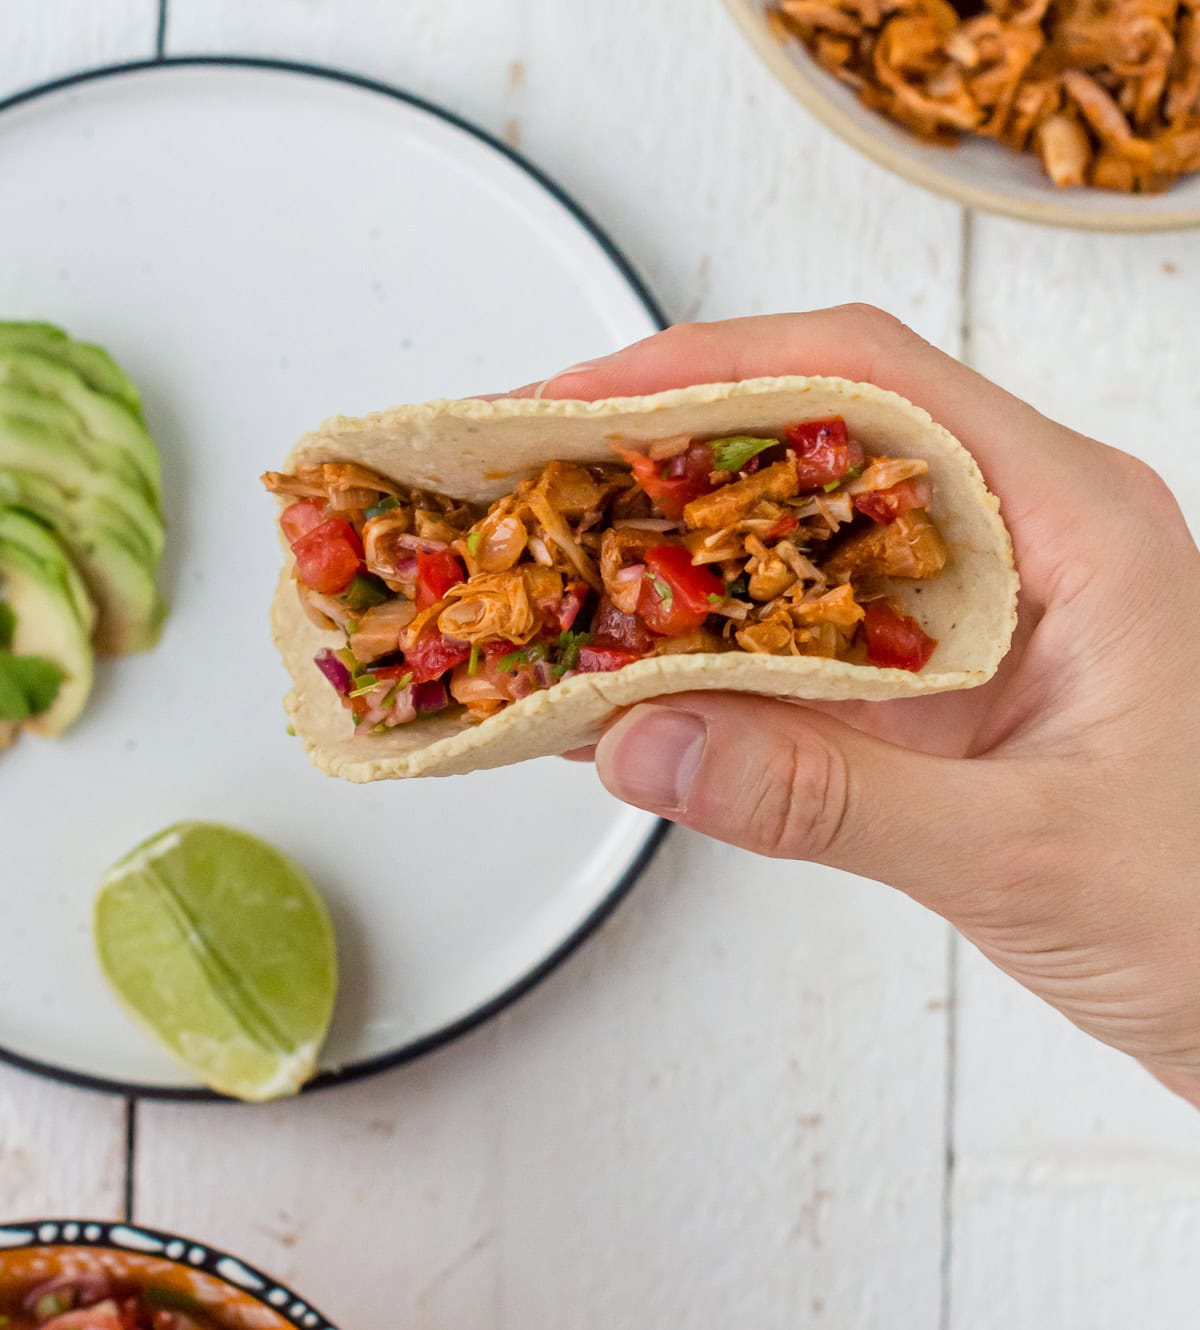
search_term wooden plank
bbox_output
[0,1065,127,1219]
[952,1153,1200,1327]
[137,1031,503,1324]
[140,839,951,1328]
[0,0,154,1225]
[964,221,1199,527]
[146,3,962,1323]
[952,217,1200,1325]
[1,0,157,98]
[489,837,950,1329]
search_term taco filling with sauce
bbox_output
[262,416,949,736]
[2,1273,219,1329]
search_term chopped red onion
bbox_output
[614,563,645,584]
[387,685,417,725]
[314,648,352,696]
[413,679,449,713]
[532,660,557,688]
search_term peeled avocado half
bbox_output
[0,508,94,737]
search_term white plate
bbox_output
[0,59,665,1097]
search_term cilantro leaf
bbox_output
[466,530,483,556]
[0,602,14,650]
[710,435,778,473]
[468,642,481,676]
[651,578,674,607]
[0,653,64,720]
[496,649,527,672]
[364,496,400,521]
[554,629,592,677]
[706,592,724,604]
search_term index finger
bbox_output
[508,305,1088,505]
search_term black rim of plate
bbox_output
[0,1218,339,1329]
[0,55,670,1101]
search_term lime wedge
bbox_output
[94,822,337,1101]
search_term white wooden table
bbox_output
[3,5,1199,1327]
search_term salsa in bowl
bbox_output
[0,1222,336,1330]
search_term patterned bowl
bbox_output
[0,1220,337,1330]
[724,0,1200,231]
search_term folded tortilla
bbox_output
[271,376,1018,780]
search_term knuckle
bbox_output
[1116,451,1181,516]
[832,302,910,341]
[659,321,707,351]
[827,303,928,367]
[742,732,851,860]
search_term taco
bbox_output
[263,376,1018,781]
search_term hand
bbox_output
[513,306,1200,1107]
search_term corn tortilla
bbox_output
[271,376,1019,780]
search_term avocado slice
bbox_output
[0,352,161,501]
[0,471,165,654]
[0,383,158,510]
[0,322,145,421]
[0,508,95,737]
[0,411,163,563]
[0,464,154,565]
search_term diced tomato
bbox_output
[292,517,363,594]
[765,513,799,540]
[786,417,865,490]
[556,582,589,632]
[371,664,414,681]
[415,548,466,610]
[853,477,932,524]
[577,644,643,673]
[404,628,471,683]
[615,441,715,519]
[863,601,937,672]
[592,593,658,652]
[280,498,326,544]
[637,546,724,636]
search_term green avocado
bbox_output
[0,470,166,654]
[0,508,95,737]
[0,322,145,421]
[0,411,164,564]
[0,351,160,501]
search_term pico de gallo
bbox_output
[2,1272,220,1329]
[262,417,948,735]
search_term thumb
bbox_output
[594,692,1028,916]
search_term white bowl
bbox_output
[725,0,1200,231]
